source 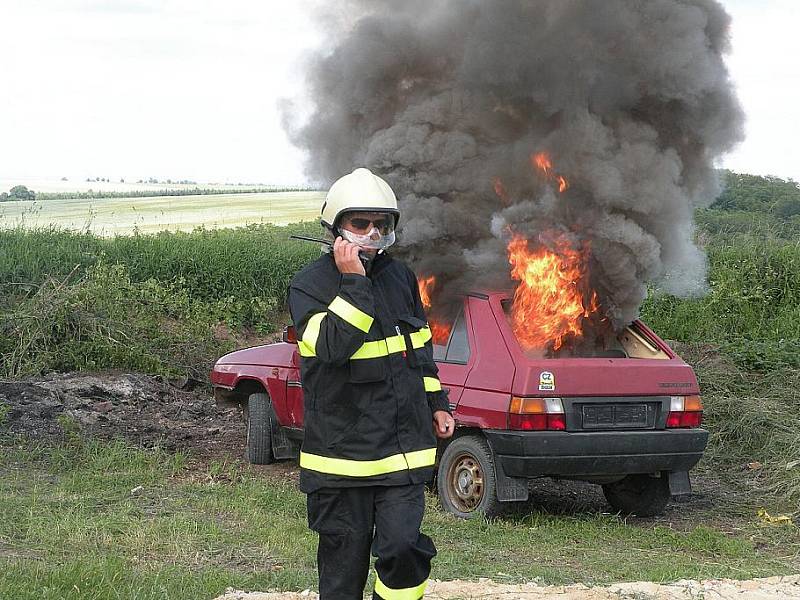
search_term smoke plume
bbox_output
[284,0,744,329]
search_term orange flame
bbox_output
[429,321,452,345]
[492,176,510,205]
[416,275,452,344]
[418,275,436,309]
[531,151,569,194]
[508,234,598,351]
[532,152,553,176]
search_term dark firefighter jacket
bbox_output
[287,250,451,493]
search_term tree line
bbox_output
[0,185,316,202]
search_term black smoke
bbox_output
[284,0,744,329]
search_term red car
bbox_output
[212,291,708,517]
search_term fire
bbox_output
[531,151,569,194]
[416,275,452,344]
[507,234,598,351]
[418,275,436,308]
[429,321,452,344]
[492,176,510,205]
[532,152,552,176]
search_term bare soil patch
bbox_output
[0,371,244,457]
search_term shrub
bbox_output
[0,262,235,379]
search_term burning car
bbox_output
[212,266,708,517]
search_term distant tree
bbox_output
[120,178,125,183]
[61,176,68,181]
[775,197,800,219]
[713,171,800,220]
[8,185,35,200]
[0,192,8,202]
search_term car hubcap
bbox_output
[447,453,484,512]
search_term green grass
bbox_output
[0,221,321,306]
[0,222,324,378]
[641,232,800,371]
[0,438,797,599]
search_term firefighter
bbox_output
[287,167,455,599]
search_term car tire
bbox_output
[602,473,670,517]
[437,435,502,519]
[245,392,274,465]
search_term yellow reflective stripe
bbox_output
[298,312,326,357]
[349,334,406,360]
[410,325,432,348]
[300,448,436,477]
[423,376,441,392]
[351,339,390,360]
[404,447,437,469]
[297,324,430,361]
[328,295,374,333]
[375,574,428,600]
[386,334,406,353]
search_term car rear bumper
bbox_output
[485,429,709,477]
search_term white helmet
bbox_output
[320,167,400,230]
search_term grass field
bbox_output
[0,436,797,600]
[0,191,324,235]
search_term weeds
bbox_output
[0,261,236,379]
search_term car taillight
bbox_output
[666,395,703,428]
[509,397,566,431]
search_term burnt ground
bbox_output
[0,371,246,459]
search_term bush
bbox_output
[0,221,322,328]
[0,262,236,379]
[642,234,800,371]
[685,352,800,507]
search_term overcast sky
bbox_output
[0,0,797,185]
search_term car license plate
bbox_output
[582,404,648,429]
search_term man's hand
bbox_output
[432,410,455,439]
[333,236,366,276]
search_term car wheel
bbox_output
[245,392,274,465]
[437,435,501,519]
[602,473,670,517]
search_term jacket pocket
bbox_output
[348,356,387,383]
[398,315,434,367]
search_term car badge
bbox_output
[538,371,555,391]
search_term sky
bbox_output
[0,0,798,186]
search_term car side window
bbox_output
[439,311,470,363]
[432,340,447,361]
[430,307,470,363]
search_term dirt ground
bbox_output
[0,371,245,457]
[214,575,800,599]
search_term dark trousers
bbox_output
[306,484,436,600]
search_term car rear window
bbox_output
[500,299,629,359]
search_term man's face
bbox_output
[339,211,395,256]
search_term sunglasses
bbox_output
[345,216,395,235]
